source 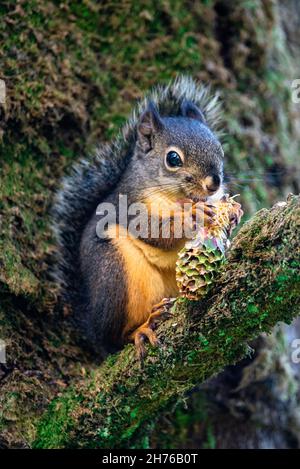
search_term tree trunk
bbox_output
[1,0,300,449]
[33,195,300,448]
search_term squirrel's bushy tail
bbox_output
[51,75,222,305]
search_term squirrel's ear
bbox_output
[181,99,206,123]
[137,101,164,152]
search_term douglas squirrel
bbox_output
[52,76,235,358]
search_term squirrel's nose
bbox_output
[203,174,221,193]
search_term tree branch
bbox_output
[34,195,300,449]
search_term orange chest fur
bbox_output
[109,226,182,335]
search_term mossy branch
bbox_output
[34,195,300,449]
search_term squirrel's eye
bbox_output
[165,151,183,169]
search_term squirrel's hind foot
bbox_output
[130,297,176,359]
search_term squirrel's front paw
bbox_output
[228,202,243,235]
[129,297,176,359]
[191,202,216,230]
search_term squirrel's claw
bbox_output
[132,326,160,359]
[191,202,216,228]
[151,297,176,315]
[228,203,243,235]
[130,297,176,359]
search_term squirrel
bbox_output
[52,76,229,358]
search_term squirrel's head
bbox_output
[135,100,224,204]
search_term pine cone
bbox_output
[176,195,243,300]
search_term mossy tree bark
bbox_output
[1,0,300,449]
[33,195,300,448]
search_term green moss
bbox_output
[34,392,82,449]
[1,0,299,449]
[150,392,217,449]
[33,195,300,448]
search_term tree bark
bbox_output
[33,195,300,448]
[1,0,300,449]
